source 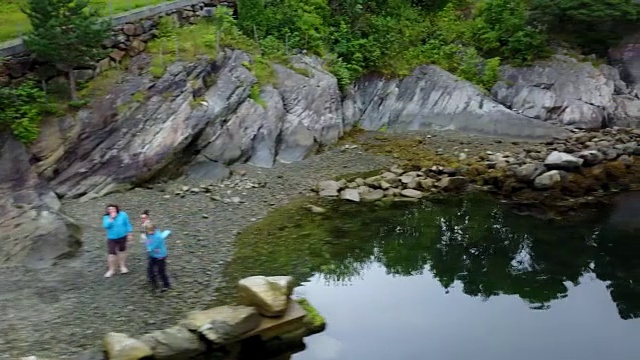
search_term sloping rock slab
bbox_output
[45,50,254,200]
[492,55,640,129]
[344,65,568,139]
[0,133,81,268]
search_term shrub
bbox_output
[0,80,47,144]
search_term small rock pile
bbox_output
[315,164,470,203]
[314,127,640,202]
[20,275,324,360]
[170,176,266,203]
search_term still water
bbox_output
[227,193,640,360]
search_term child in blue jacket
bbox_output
[145,222,171,292]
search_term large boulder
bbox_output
[139,326,206,360]
[238,275,295,317]
[0,133,81,268]
[343,65,569,139]
[180,305,261,346]
[492,55,640,129]
[103,332,153,360]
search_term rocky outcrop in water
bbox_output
[343,65,569,139]
[0,133,81,268]
[492,55,640,129]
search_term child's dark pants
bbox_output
[147,256,170,289]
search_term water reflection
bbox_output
[227,193,640,321]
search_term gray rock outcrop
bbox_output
[492,55,640,129]
[343,65,570,139]
[0,133,81,268]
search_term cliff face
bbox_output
[6,48,640,267]
[0,133,81,268]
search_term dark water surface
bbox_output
[226,193,640,360]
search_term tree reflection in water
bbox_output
[225,193,640,320]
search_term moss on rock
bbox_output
[296,298,326,334]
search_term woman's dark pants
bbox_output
[147,256,170,290]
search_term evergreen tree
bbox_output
[22,0,110,101]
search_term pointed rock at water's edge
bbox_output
[238,275,295,317]
[103,332,153,360]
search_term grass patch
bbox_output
[248,83,265,107]
[146,19,220,78]
[296,298,326,330]
[0,0,176,42]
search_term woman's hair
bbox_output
[142,210,150,216]
[105,204,120,216]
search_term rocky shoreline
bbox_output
[312,127,640,212]
[2,127,640,359]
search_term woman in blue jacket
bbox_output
[102,204,133,278]
[144,222,171,292]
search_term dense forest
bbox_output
[235,0,640,88]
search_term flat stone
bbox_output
[103,332,153,360]
[180,305,261,346]
[435,176,469,191]
[140,326,206,360]
[340,188,360,202]
[400,189,423,198]
[576,150,604,166]
[533,170,563,189]
[544,151,584,170]
[238,276,294,317]
[361,189,384,202]
[515,163,545,182]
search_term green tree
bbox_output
[472,0,548,65]
[530,0,639,55]
[22,0,110,101]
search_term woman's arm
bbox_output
[103,215,114,229]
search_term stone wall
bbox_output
[0,0,236,86]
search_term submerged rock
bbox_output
[238,275,294,317]
[103,332,152,360]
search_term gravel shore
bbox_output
[0,143,395,359]
[0,130,537,359]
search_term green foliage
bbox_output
[22,0,111,101]
[472,0,548,65]
[530,0,640,55]
[249,83,266,107]
[0,80,47,144]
